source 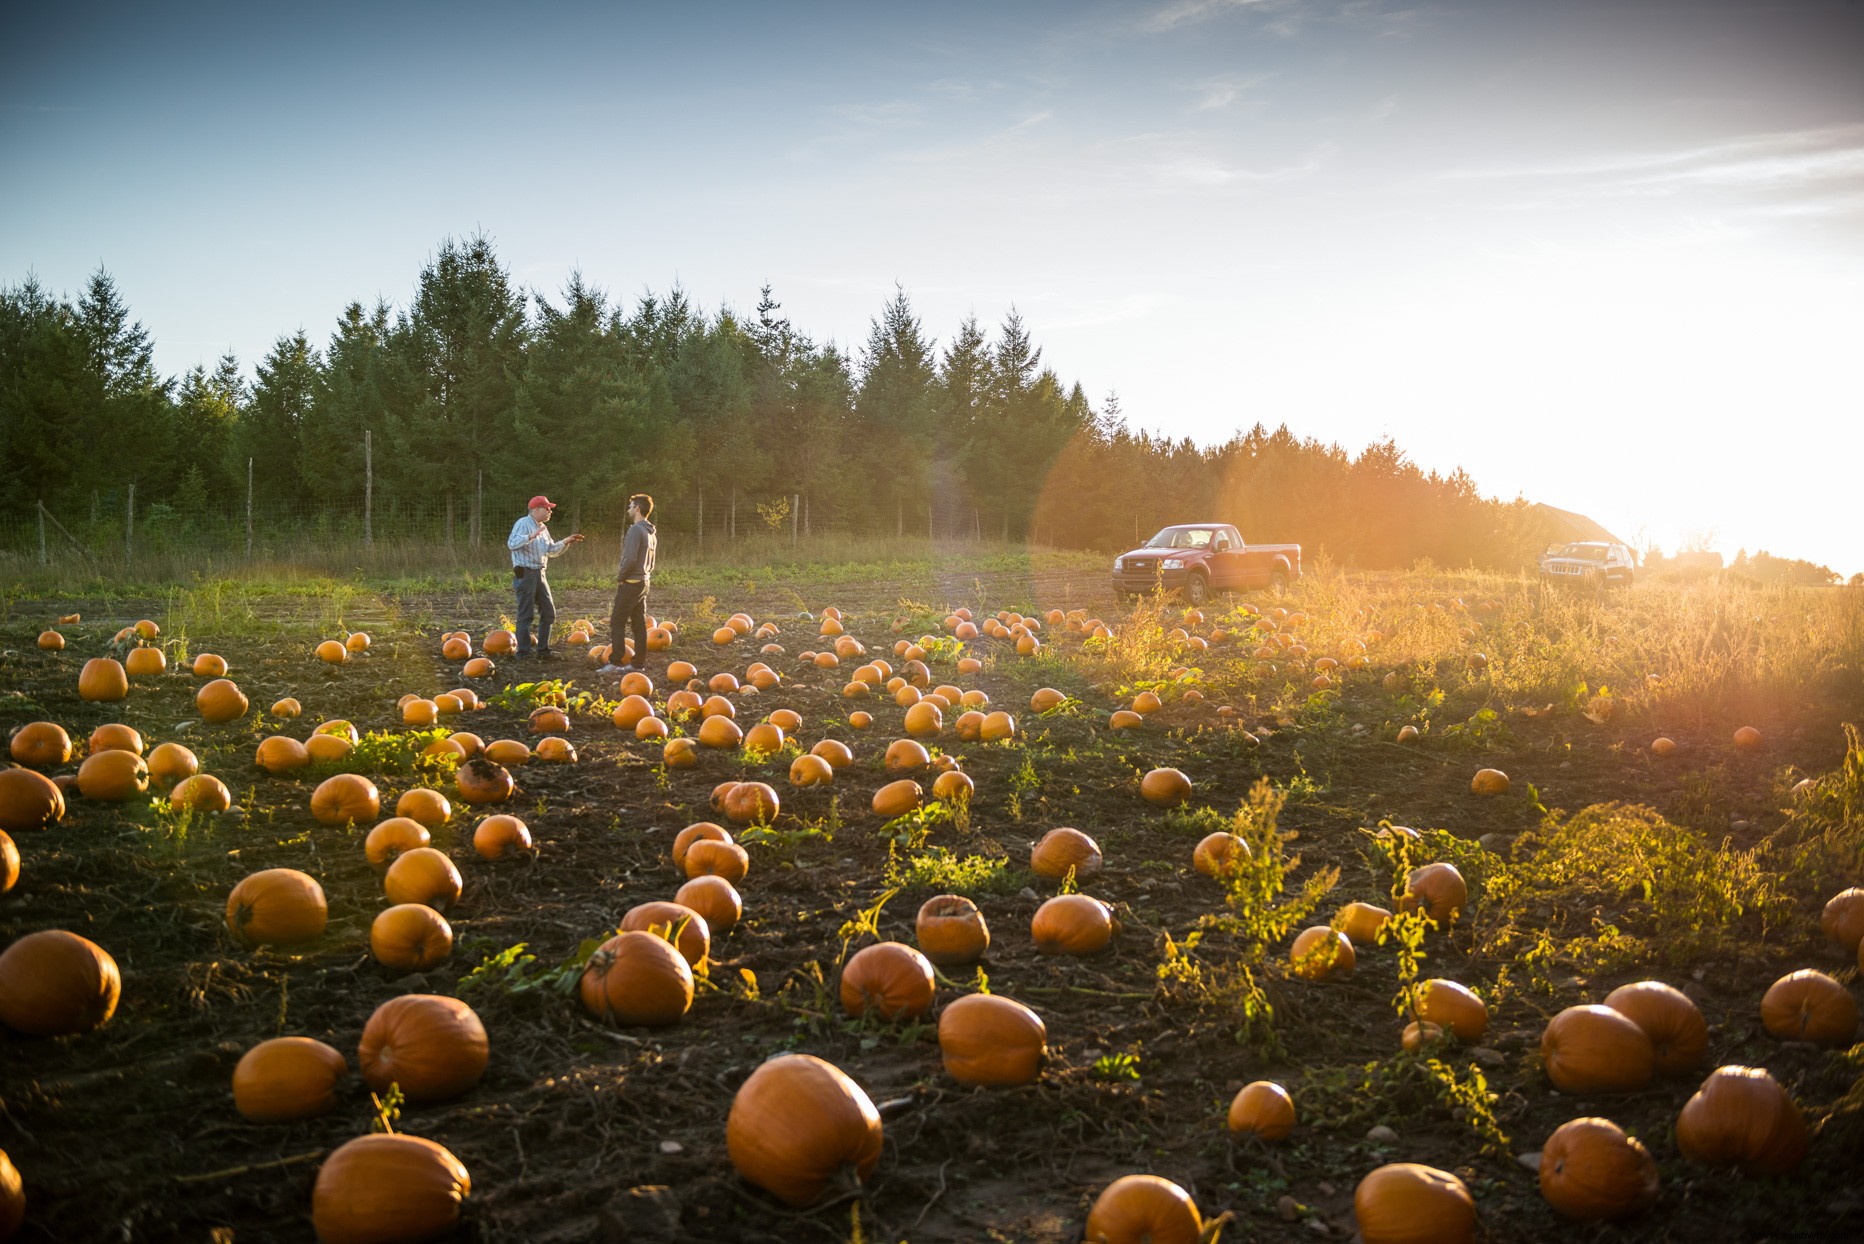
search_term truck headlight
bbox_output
[1162,558,1185,570]
[1112,557,1123,571]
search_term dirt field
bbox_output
[2,562,1860,1243]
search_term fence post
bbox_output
[126,483,134,558]
[245,457,254,556]
[896,498,903,538]
[37,500,47,565]
[804,492,810,537]
[446,495,455,547]
[363,430,374,547]
[473,471,483,547]
[791,495,798,546]
[698,492,704,550]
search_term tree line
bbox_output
[2,233,1558,569]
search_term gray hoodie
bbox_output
[618,519,657,584]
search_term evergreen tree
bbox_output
[242,331,318,506]
[855,285,937,533]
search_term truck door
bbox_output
[1209,527,1244,591]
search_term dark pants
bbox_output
[610,579,648,667]
[514,567,556,654]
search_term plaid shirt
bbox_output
[507,514,569,569]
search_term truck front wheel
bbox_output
[1185,572,1209,607]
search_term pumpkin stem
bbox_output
[1198,1210,1235,1244]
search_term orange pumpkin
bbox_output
[872,779,923,818]
[1139,767,1192,807]
[310,773,380,824]
[1227,1080,1295,1141]
[364,817,432,870]
[251,735,310,774]
[1335,901,1391,945]
[1031,894,1116,955]
[611,694,655,730]
[676,875,742,933]
[471,813,532,860]
[622,901,711,967]
[455,758,515,805]
[169,773,232,813]
[383,847,463,910]
[0,928,120,1036]
[357,994,488,1102]
[0,767,66,830]
[226,868,328,947]
[1031,827,1102,880]
[1030,687,1066,712]
[789,753,835,787]
[1539,1116,1658,1221]
[196,678,249,723]
[1603,981,1706,1074]
[124,645,166,676]
[724,781,780,826]
[315,639,348,664]
[931,769,974,803]
[839,941,936,1020]
[683,838,750,883]
[915,894,989,966]
[937,992,1045,1087]
[884,738,930,771]
[673,822,733,870]
[145,741,199,787]
[78,657,129,702]
[1674,1064,1808,1175]
[1400,862,1466,927]
[1084,1174,1205,1244]
[579,931,693,1026]
[232,1036,348,1122]
[304,733,353,763]
[88,722,144,754]
[370,903,454,972]
[1353,1163,1476,1244]
[395,787,452,828]
[311,1132,470,1244]
[726,1054,883,1207]
[1289,926,1354,981]
[1733,725,1763,750]
[1470,767,1510,795]
[1540,1005,1655,1093]
[1823,887,1864,952]
[1411,979,1488,1041]
[9,721,73,768]
[462,656,495,678]
[1759,969,1858,1045]
[1192,831,1248,879]
[75,749,149,802]
[0,831,17,896]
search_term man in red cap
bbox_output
[506,495,583,659]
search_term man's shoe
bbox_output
[535,649,559,661]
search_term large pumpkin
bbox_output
[578,931,693,1027]
[0,831,17,896]
[1227,1080,1296,1141]
[310,773,381,825]
[676,875,741,933]
[1674,1064,1808,1175]
[838,942,936,1020]
[311,1133,470,1244]
[1822,887,1864,953]
[1031,894,1116,955]
[726,1054,883,1207]
[621,901,711,967]
[9,722,73,768]
[1354,1163,1477,1244]
[1400,862,1466,927]
[672,822,732,870]
[1290,926,1355,981]
[88,722,143,754]
[371,904,454,972]
[232,1036,348,1122]
[1540,1005,1654,1094]
[226,868,328,947]
[1759,969,1858,1045]
[1192,831,1248,879]
[170,773,232,813]
[1139,768,1192,807]
[75,750,149,802]
[915,894,989,966]
[254,735,311,774]
[357,994,489,1102]
[383,847,463,911]
[871,779,923,818]
[1030,827,1102,880]
[1084,1174,1206,1244]
[1539,1116,1659,1221]
[471,814,532,861]
[0,929,120,1036]
[146,741,200,788]
[1336,901,1391,945]
[1411,979,1488,1041]
[1603,981,1706,1074]
[78,657,129,702]
[395,788,452,829]
[884,739,930,771]
[723,781,780,826]
[937,993,1046,1087]
[683,839,750,883]
[0,768,65,831]
[196,678,249,723]
[364,817,432,870]
[455,758,515,805]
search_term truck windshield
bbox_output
[1145,528,1213,550]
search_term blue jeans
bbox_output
[514,567,556,653]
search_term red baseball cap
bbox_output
[527,495,556,510]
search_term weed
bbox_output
[1092,1050,1142,1082]
[888,845,1023,895]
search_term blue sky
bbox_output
[5,0,1862,572]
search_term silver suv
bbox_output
[1538,542,1636,589]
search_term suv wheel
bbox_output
[1185,573,1209,607]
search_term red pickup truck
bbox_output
[1111,524,1301,605]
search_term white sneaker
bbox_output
[596,663,626,675]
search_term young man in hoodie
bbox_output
[599,493,657,675]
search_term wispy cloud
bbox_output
[1439,123,1864,191]
[1185,73,1271,113]
[1138,0,1430,38]
[1154,142,1338,187]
